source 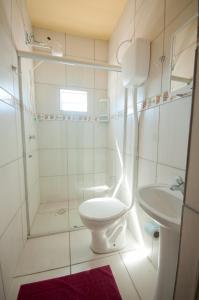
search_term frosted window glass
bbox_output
[60,89,87,112]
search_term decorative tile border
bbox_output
[139,88,192,111]
[36,113,109,123]
[109,87,193,120]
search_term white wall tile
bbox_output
[83,174,94,201]
[139,107,159,162]
[94,123,107,148]
[28,180,40,226]
[107,149,116,177]
[124,154,133,202]
[109,0,135,65]
[68,175,84,205]
[174,206,199,300]
[94,40,108,62]
[0,161,21,237]
[15,107,23,157]
[94,89,107,116]
[156,164,185,185]
[94,173,107,197]
[0,4,14,96]
[0,211,23,298]
[34,62,66,86]
[144,33,164,99]
[138,158,156,187]
[26,150,39,191]
[66,35,94,60]
[39,149,67,176]
[126,114,134,155]
[135,0,164,40]
[21,202,27,244]
[158,98,191,169]
[40,176,67,203]
[67,149,94,175]
[1,0,12,28]
[94,149,107,173]
[185,49,199,212]
[165,0,194,26]
[18,158,25,203]
[38,121,65,149]
[66,122,94,149]
[162,0,198,92]
[0,101,18,166]
[11,0,30,51]
[67,66,94,89]
[94,70,108,90]
[35,83,60,113]
[0,266,5,300]
[136,0,144,12]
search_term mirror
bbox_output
[170,17,198,94]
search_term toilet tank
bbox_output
[121,38,150,87]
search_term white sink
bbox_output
[137,184,183,231]
[137,184,183,300]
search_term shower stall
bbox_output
[18,41,128,238]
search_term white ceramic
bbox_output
[137,184,183,300]
[79,197,128,253]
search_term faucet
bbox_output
[170,176,185,195]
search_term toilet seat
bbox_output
[79,197,127,221]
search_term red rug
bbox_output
[17,265,122,300]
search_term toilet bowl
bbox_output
[79,197,128,253]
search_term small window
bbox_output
[60,89,87,112]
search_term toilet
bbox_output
[79,197,128,253]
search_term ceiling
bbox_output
[26,0,127,40]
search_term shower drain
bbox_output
[56,208,67,215]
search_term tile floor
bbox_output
[30,201,84,236]
[10,229,157,300]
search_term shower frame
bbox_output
[17,50,123,238]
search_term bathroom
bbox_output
[0,0,199,299]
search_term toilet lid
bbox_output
[79,197,127,221]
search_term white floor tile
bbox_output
[70,229,108,265]
[15,233,70,276]
[121,249,158,300]
[11,267,70,300]
[30,210,69,235]
[69,209,84,230]
[39,201,68,213]
[121,230,139,253]
[70,229,138,265]
[71,254,140,300]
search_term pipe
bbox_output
[129,87,139,210]
[121,86,139,216]
[17,50,122,72]
[17,56,31,235]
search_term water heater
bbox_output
[121,38,150,87]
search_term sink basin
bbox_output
[137,184,184,300]
[137,184,183,231]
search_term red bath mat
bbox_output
[17,265,122,300]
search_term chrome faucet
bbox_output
[170,176,185,195]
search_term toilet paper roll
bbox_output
[144,221,159,238]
